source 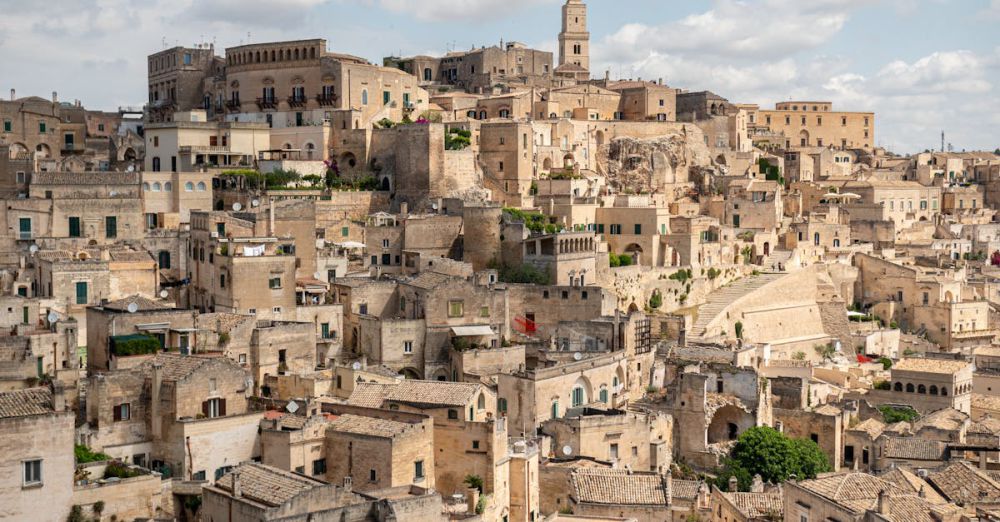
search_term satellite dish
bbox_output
[573,352,583,361]
[29,244,39,254]
[285,401,299,413]
[314,272,323,280]
[351,361,362,371]
[126,165,135,172]
[47,311,59,324]
[562,445,573,456]
[232,202,243,211]
[251,199,260,207]
[160,290,169,298]
[126,302,139,313]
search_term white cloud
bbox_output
[351,0,558,22]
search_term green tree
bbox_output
[649,291,663,309]
[609,252,621,268]
[734,321,744,340]
[714,426,831,491]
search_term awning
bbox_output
[170,328,201,333]
[451,325,494,337]
[335,241,366,249]
[135,322,170,331]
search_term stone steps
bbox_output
[760,249,792,271]
[689,273,785,338]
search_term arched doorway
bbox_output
[35,144,51,158]
[799,130,810,147]
[596,130,605,147]
[380,177,390,191]
[707,405,754,443]
[9,143,28,159]
[400,367,421,380]
[339,152,358,170]
[763,242,770,256]
[123,148,137,162]
[624,243,643,265]
[542,157,553,172]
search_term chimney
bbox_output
[658,78,663,86]
[728,476,738,492]
[877,490,890,516]
[605,70,610,82]
[751,474,764,493]
[9,89,14,101]
[343,476,353,490]
[467,487,480,514]
[52,91,58,104]
[232,471,242,497]
[400,201,408,217]
[51,381,66,412]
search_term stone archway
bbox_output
[400,367,421,380]
[707,404,755,444]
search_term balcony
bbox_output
[178,145,232,154]
[287,95,307,108]
[316,94,338,107]
[256,97,278,110]
[225,99,241,111]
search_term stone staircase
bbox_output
[688,272,785,339]
[760,249,792,271]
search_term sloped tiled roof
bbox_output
[348,380,481,409]
[215,462,326,507]
[134,353,222,381]
[671,480,703,500]
[102,295,169,312]
[326,414,414,439]
[880,468,947,504]
[0,387,54,418]
[892,358,970,374]
[571,469,670,506]
[797,473,896,505]
[849,418,886,439]
[880,437,946,461]
[926,461,1000,504]
[913,408,968,432]
[723,490,784,519]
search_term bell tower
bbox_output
[558,0,590,73]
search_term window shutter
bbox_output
[113,405,121,421]
[219,399,227,416]
[202,400,209,417]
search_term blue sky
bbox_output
[1,0,997,153]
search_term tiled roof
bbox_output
[880,436,946,461]
[927,461,1000,504]
[571,469,670,506]
[913,408,968,432]
[0,387,54,418]
[403,271,453,290]
[880,468,946,504]
[102,295,169,312]
[671,479,703,500]
[892,358,971,374]
[723,490,784,518]
[348,380,481,409]
[108,250,154,263]
[134,353,221,381]
[797,473,896,505]
[849,418,886,438]
[215,462,326,507]
[326,414,413,438]
[972,393,1000,413]
[883,421,913,435]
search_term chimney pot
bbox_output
[728,476,738,492]
[10,89,15,101]
[877,489,890,515]
[232,471,242,497]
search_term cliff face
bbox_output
[597,129,717,194]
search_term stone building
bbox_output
[144,110,268,172]
[202,461,445,521]
[557,0,591,80]
[542,406,672,472]
[784,472,962,522]
[0,385,74,521]
[756,101,874,150]
[388,42,553,92]
[568,468,710,522]
[81,353,261,482]
[869,358,974,414]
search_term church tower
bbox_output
[558,0,590,73]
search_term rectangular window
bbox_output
[105,216,117,239]
[321,323,330,339]
[415,460,424,479]
[609,224,622,235]
[113,403,131,421]
[634,224,642,234]
[370,469,377,482]
[480,306,490,317]
[610,443,619,460]
[404,341,413,354]
[75,282,88,305]
[2,120,11,132]
[448,300,464,317]
[269,277,281,289]
[39,121,46,134]
[312,458,326,475]
[341,226,350,237]
[68,216,81,238]
[202,398,225,418]
[23,459,42,486]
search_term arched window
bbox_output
[917,384,926,394]
[294,49,299,60]
[599,387,608,403]
[906,383,914,393]
[941,387,948,396]
[477,393,485,410]
[152,182,162,192]
[164,181,172,192]
[142,182,150,191]
[929,385,938,395]
[814,232,820,246]
[361,90,368,105]
[479,111,487,119]
[196,181,207,191]
[499,109,511,118]
[893,382,902,392]
[185,182,194,191]
[158,250,171,269]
